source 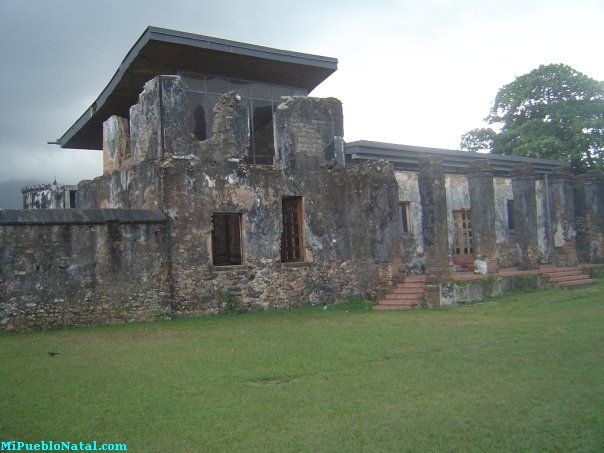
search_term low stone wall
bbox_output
[439,274,541,306]
[0,209,169,331]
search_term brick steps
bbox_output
[540,266,595,289]
[374,275,426,311]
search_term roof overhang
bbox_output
[57,27,338,150]
[345,141,569,176]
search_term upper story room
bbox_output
[55,26,338,165]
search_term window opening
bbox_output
[399,201,411,233]
[507,199,515,230]
[453,209,473,255]
[212,213,242,266]
[281,197,304,262]
[69,190,77,209]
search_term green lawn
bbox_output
[1,282,603,452]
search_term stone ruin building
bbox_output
[1,27,602,331]
[22,180,78,210]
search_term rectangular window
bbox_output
[507,199,514,230]
[399,201,411,233]
[212,213,242,266]
[453,209,473,256]
[251,100,274,165]
[69,190,77,209]
[281,197,304,262]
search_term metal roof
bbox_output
[56,26,338,150]
[345,140,569,176]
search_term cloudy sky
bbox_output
[0,0,603,207]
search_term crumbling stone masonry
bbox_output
[468,160,498,274]
[1,75,401,330]
[3,28,604,326]
[551,168,577,266]
[574,170,604,263]
[418,156,449,306]
[512,163,539,270]
[0,209,168,330]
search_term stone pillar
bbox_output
[467,160,498,274]
[418,155,449,306]
[551,168,577,266]
[512,163,539,270]
[574,170,604,263]
[103,116,130,174]
[274,97,344,173]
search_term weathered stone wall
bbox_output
[0,210,169,331]
[22,184,78,209]
[444,174,470,258]
[103,115,131,175]
[155,81,401,315]
[468,160,498,274]
[512,164,539,269]
[574,170,604,263]
[394,171,423,272]
[535,179,552,263]
[64,76,400,321]
[550,168,577,266]
[493,176,517,267]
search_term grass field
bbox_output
[1,281,603,452]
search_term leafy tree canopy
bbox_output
[460,64,604,173]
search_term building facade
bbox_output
[1,27,602,331]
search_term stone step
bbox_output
[538,266,582,275]
[383,293,423,301]
[404,275,426,283]
[548,274,588,283]
[542,270,583,278]
[377,299,419,306]
[557,278,595,288]
[392,287,425,295]
[373,305,416,311]
[401,282,426,288]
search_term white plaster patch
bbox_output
[473,259,488,275]
[204,175,215,188]
[226,173,239,184]
[172,154,198,160]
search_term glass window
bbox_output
[187,92,208,141]
[207,94,221,138]
[251,100,274,164]
[272,85,292,101]
[206,76,228,94]
[182,74,205,92]
[251,83,271,100]
[292,87,307,96]
[229,79,250,98]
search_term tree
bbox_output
[460,64,604,173]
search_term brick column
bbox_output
[551,168,577,266]
[467,160,498,274]
[512,163,539,270]
[418,156,449,306]
[574,170,604,263]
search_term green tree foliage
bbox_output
[460,128,495,153]
[460,64,604,173]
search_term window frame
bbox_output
[281,196,305,263]
[211,213,244,266]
